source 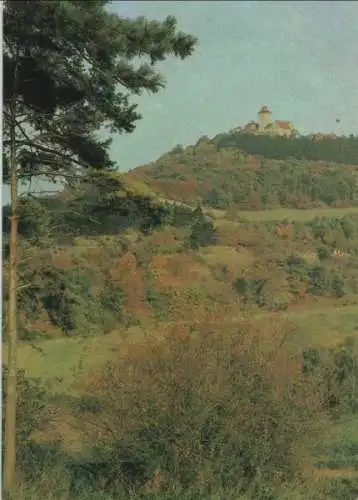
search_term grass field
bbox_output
[2,325,148,394]
[4,304,358,394]
[288,304,358,347]
[211,206,358,223]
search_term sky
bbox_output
[110,0,358,167]
[3,0,358,204]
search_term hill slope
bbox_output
[127,134,358,210]
[4,134,358,341]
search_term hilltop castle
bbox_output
[233,106,299,138]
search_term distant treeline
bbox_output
[213,132,358,165]
[203,161,358,210]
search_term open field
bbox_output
[209,206,358,223]
[4,304,358,394]
[288,304,358,347]
[2,325,149,394]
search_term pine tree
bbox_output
[189,205,218,250]
[3,1,197,495]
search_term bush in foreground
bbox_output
[78,322,328,497]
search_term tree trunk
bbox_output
[3,97,18,499]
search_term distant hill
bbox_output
[127,134,358,210]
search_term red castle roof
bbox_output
[274,120,291,130]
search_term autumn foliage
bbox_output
[80,321,327,496]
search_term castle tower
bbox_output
[258,105,272,131]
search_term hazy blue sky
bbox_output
[109,0,358,170]
[3,0,358,204]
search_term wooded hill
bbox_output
[128,134,358,210]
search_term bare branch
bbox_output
[17,283,33,291]
[4,112,86,175]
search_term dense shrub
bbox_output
[317,246,331,261]
[99,281,125,322]
[80,323,326,496]
[301,337,358,414]
[1,368,47,474]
